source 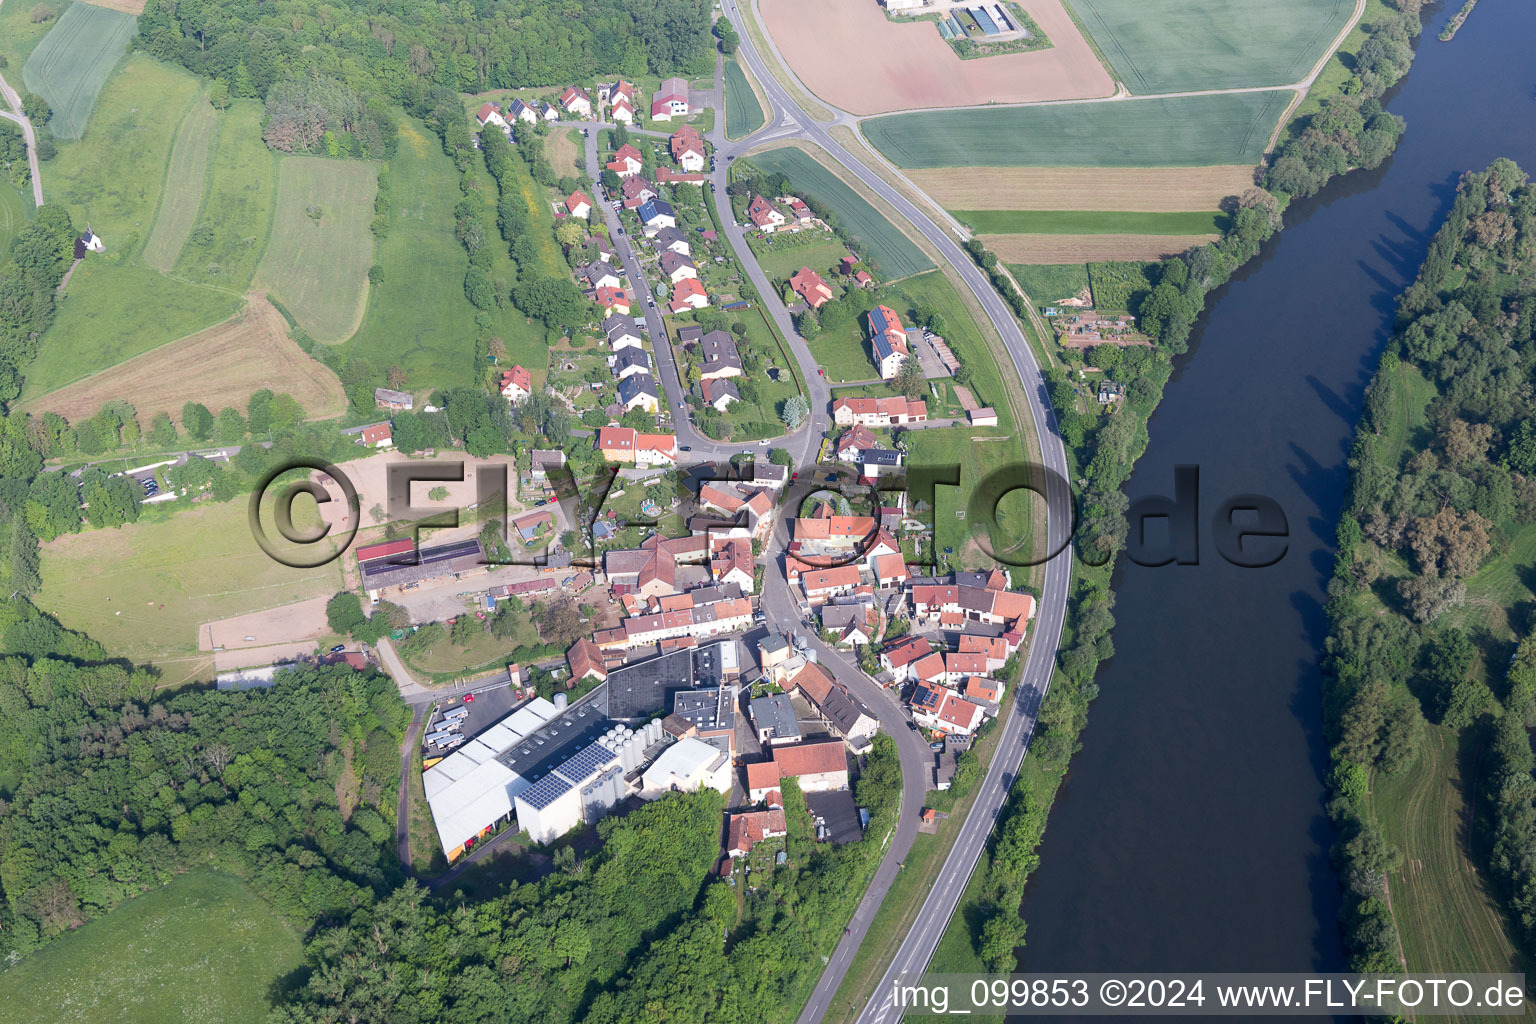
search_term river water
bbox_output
[1017,0,1536,982]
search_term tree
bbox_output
[326,592,368,636]
[769,447,792,466]
[555,220,585,247]
[536,598,584,647]
[386,364,408,390]
[181,402,214,441]
[894,355,924,401]
[149,411,176,446]
[780,393,809,429]
[217,406,245,443]
[209,80,231,110]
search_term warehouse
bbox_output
[639,736,732,799]
[602,639,738,720]
[360,537,487,598]
[516,720,670,844]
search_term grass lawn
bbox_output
[338,115,488,392]
[0,0,72,73]
[1370,726,1530,981]
[955,210,1226,235]
[403,615,540,678]
[0,869,303,1024]
[752,234,850,287]
[863,91,1292,168]
[1064,0,1355,93]
[36,497,345,686]
[173,99,280,289]
[1008,262,1091,304]
[0,181,27,254]
[21,2,137,140]
[254,156,376,342]
[669,306,803,441]
[744,146,933,280]
[724,58,765,139]
[141,94,218,272]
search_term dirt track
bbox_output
[980,232,1220,263]
[907,165,1258,211]
[22,293,347,423]
[201,594,334,652]
[759,0,1113,115]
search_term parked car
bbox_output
[329,644,346,653]
[464,694,475,703]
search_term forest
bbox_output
[1323,159,1536,970]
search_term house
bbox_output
[475,103,509,130]
[943,652,990,685]
[656,166,708,186]
[565,189,593,219]
[669,125,706,169]
[965,676,1003,704]
[821,603,878,646]
[910,684,987,737]
[750,694,801,747]
[746,760,783,805]
[606,143,643,177]
[595,427,676,466]
[789,266,834,309]
[711,538,755,592]
[868,305,910,380]
[880,635,933,681]
[594,285,631,317]
[957,632,1013,670]
[659,250,698,283]
[700,377,740,412]
[74,228,105,258]
[858,448,904,480]
[510,508,554,543]
[617,374,660,413]
[611,347,652,379]
[727,808,788,857]
[577,259,623,291]
[499,364,532,403]
[601,79,636,112]
[621,176,657,209]
[654,225,691,256]
[530,449,566,483]
[747,194,787,232]
[791,514,877,547]
[801,565,861,606]
[560,86,592,117]
[699,331,743,379]
[909,581,1036,631]
[651,77,690,121]
[783,196,814,224]
[359,423,393,448]
[831,395,928,427]
[604,542,676,598]
[836,424,879,461]
[669,278,709,313]
[374,387,413,411]
[637,198,677,234]
[506,98,538,125]
[604,314,645,351]
[854,269,874,288]
[875,553,910,588]
[772,740,850,792]
[677,324,704,347]
[540,101,560,121]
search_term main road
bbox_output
[713,3,1075,1021]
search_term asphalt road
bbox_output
[712,3,1075,1021]
[0,0,45,210]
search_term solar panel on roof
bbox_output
[519,773,573,811]
[555,742,618,783]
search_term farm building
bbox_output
[358,537,486,599]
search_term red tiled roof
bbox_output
[882,634,933,668]
[746,760,781,791]
[772,740,847,778]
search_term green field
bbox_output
[955,210,1226,235]
[0,182,26,254]
[1007,262,1091,304]
[21,2,138,140]
[753,235,850,286]
[863,92,1292,168]
[254,156,376,342]
[36,497,344,685]
[173,100,280,287]
[1065,0,1354,94]
[0,870,303,1024]
[0,0,71,73]
[724,59,764,139]
[141,95,218,272]
[1086,259,1157,311]
[745,146,932,280]
[1370,727,1531,987]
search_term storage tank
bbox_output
[553,692,568,710]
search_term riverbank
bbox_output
[1439,0,1477,40]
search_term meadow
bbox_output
[751,234,849,286]
[339,115,497,392]
[140,95,218,272]
[745,145,933,280]
[254,156,376,343]
[955,210,1225,235]
[1007,262,1090,304]
[862,91,1291,168]
[0,870,303,1024]
[724,58,765,139]
[37,496,344,685]
[1064,0,1354,93]
[0,182,25,254]
[173,99,279,287]
[21,2,138,140]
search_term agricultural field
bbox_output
[957,210,1225,235]
[23,293,346,424]
[173,100,279,288]
[745,145,933,280]
[0,870,303,1024]
[1086,260,1157,310]
[1065,0,1355,93]
[863,91,1291,168]
[254,156,376,343]
[906,165,1257,212]
[37,496,345,686]
[724,58,765,139]
[77,0,148,12]
[0,182,25,254]
[21,2,138,140]
[140,95,218,272]
[1370,727,1530,982]
[0,0,71,73]
[759,0,1112,115]
[979,232,1219,263]
[1007,262,1090,304]
[339,115,497,392]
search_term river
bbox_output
[1016,0,1536,984]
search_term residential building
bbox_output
[800,565,862,606]
[621,176,657,209]
[604,314,645,351]
[593,285,631,317]
[565,189,593,219]
[594,427,676,466]
[577,259,623,291]
[637,198,677,234]
[499,364,532,403]
[669,277,709,313]
[789,266,833,308]
[868,305,910,379]
[611,347,652,379]
[746,760,783,805]
[506,98,538,125]
[374,387,413,411]
[831,395,928,426]
[657,166,708,186]
[606,143,643,177]
[560,86,592,117]
[669,125,706,169]
[568,638,607,682]
[771,740,850,792]
[836,424,879,461]
[617,374,660,413]
[727,808,788,857]
[475,103,509,130]
[747,194,787,232]
[654,225,691,256]
[359,423,393,448]
[910,684,987,737]
[659,250,698,283]
[750,693,802,747]
[701,377,740,411]
[651,77,690,121]
[699,331,743,379]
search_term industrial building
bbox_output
[601,639,738,720]
[639,736,732,799]
[358,537,487,599]
[515,720,668,844]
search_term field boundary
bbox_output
[142,93,219,272]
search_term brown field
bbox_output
[907,165,1258,211]
[981,232,1220,263]
[546,129,583,176]
[759,0,1112,115]
[76,0,148,13]
[23,293,347,423]
[202,595,333,652]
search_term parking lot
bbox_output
[421,682,518,757]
